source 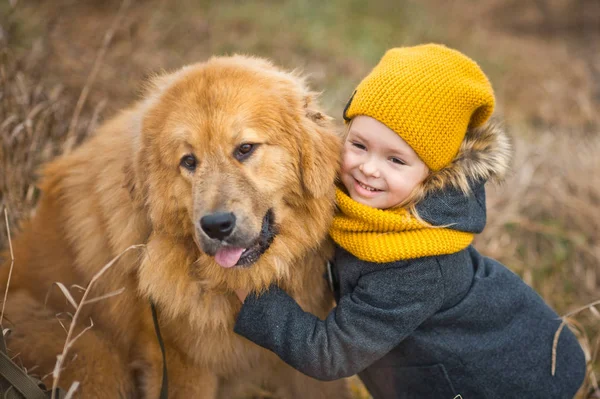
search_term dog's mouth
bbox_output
[213,209,277,268]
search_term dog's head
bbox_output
[135,55,341,290]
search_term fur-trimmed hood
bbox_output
[422,120,512,196]
[414,121,512,232]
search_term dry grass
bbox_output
[0,1,599,398]
[480,130,600,306]
[0,39,86,245]
[50,244,143,399]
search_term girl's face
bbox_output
[341,116,429,209]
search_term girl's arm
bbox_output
[234,259,444,380]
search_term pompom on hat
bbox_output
[343,44,495,171]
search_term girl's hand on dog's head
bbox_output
[235,289,249,303]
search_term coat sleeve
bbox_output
[233,259,444,381]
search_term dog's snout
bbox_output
[200,212,236,240]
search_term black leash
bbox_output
[150,302,168,399]
[0,327,64,399]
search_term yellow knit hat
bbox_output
[343,44,495,171]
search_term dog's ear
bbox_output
[299,94,342,198]
[304,94,331,127]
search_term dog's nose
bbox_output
[200,212,236,241]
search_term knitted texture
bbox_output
[330,188,474,263]
[344,44,495,171]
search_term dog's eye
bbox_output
[180,154,197,171]
[234,143,257,161]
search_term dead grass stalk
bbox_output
[50,244,144,399]
[64,0,131,153]
[0,208,14,326]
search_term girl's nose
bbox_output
[359,161,380,178]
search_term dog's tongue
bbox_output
[214,247,245,268]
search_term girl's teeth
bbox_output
[359,182,378,191]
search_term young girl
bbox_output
[234,44,586,398]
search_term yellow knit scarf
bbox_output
[329,188,474,263]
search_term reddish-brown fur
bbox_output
[0,55,350,398]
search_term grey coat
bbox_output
[234,183,585,398]
[234,123,586,398]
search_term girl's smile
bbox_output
[341,116,429,209]
[353,177,382,197]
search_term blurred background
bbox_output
[1,0,599,397]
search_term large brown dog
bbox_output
[0,55,351,398]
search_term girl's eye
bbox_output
[390,157,406,165]
[351,142,366,150]
[180,154,197,171]
[234,143,258,161]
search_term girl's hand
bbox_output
[235,289,250,303]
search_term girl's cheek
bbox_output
[341,147,351,162]
[340,157,349,172]
[342,144,353,157]
[340,152,353,172]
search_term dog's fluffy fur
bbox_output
[0,55,350,398]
